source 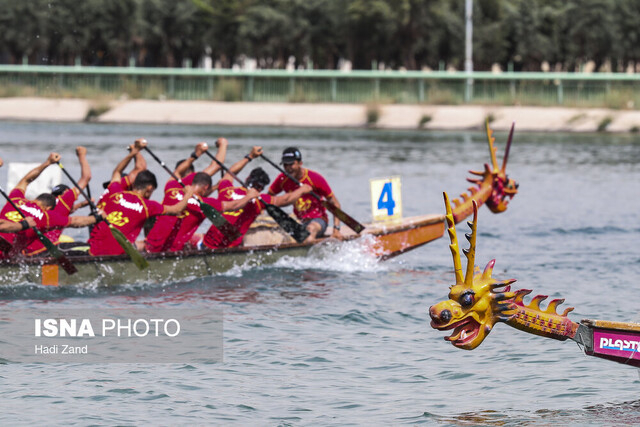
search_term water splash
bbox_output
[273,235,388,273]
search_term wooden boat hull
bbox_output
[0,214,446,287]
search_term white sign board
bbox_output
[7,163,61,200]
[370,176,402,222]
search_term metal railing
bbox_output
[1,65,639,108]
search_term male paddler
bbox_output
[268,147,342,243]
[0,153,101,257]
[88,140,195,256]
[24,146,92,256]
[0,157,36,234]
[145,139,260,252]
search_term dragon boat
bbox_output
[0,122,518,287]
[430,194,640,369]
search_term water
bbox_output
[0,122,639,424]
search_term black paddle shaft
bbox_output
[142,147,184,187]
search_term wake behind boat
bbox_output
[0,123,518,287]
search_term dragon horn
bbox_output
[501,121,515,174]
[443,192,464,285]
[463,200,478,286]
[485,119,499,172]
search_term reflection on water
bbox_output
[0,122,639,424]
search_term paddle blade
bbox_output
[36,230,77,275]
[199,200,242,241]
[321,201,365,233]
[109,225,148,270]
[264,203,309,243]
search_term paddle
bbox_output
[260,153,365,233]
[57,162,148,270]
[202,150,310,243]
[0,186,77,275]
[142,146,241,242]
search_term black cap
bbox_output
[51,184,70,197]
[281,147,302,165]
[246,167,271,190]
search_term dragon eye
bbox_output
[460,292,475,307]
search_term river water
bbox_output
[0,122,639,425]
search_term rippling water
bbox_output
[0,122,639,424]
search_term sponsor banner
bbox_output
[593,329,640,361]
[0,308,222,363]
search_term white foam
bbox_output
[273,235,389,273]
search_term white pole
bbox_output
[465,0,473,102]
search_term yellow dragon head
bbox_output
[429,193,517,350]
[468,121,518,214]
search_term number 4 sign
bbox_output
[370,176,402,222]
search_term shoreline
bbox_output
[1,97,640,133]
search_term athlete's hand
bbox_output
[0,157,3,168]
[216,137,228,149]
[183,185,195,199]
[195,142,208,157]
[134,138,147,151]
[249,146,263,159]
[76,146,87,157]
[246,188,260,199]
[47,152,61,164]
[94,209,106,223]
[25,217,37,228]
[299,184,312,194]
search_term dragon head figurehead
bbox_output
[450,121,518,224]
[469,121,518,214]
[429,193,517,350]
[430,192,579,350]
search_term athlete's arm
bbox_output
[175,142,209,179]
[220,188,260,212]
[163,186,195,216]
[75,146,91,190]
[202,138,230,176]
[271,184,312,207]
[15,152,60,193]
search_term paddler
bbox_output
[202,159,311,250]
[0,153,101,258]
[268,147,343,243]
[98,138,148,204]
[24,146,92,256]
[145,139,260,252]
[0,157,36,234]
[88,140,195,256]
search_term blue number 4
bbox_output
[377,182,396,215]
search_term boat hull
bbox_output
[0,214,445,287]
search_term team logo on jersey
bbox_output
[107,211,129,227]
[5,211,23,223]
[295,198,312,212]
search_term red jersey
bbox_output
[0,188,70,257]
[98,176,131,205]
[268,169,333,222]
[146,173,222,252]
[25,187,79,255]
[203,179,272,249]
[89,180,164,256]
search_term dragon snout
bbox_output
[429,306,452,325]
